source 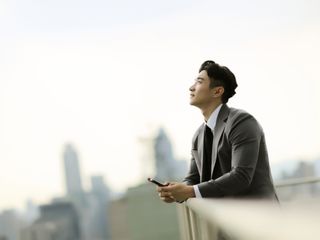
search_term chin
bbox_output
[189,100,197,107]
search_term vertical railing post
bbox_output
[176,203,192,240]
[177,201,220,240]
[188,207,199,239]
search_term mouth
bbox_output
[190,94,195,98]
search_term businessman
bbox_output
[157,60,278,203]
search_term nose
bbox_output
[189,82,195,92]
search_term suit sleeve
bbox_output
[183,151,200,185]
[198,114,262,197]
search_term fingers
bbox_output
[156,183,176,203]
[160,196,175,203]
[158,190,172,198]
[157,185,171,193]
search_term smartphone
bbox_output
[147,177,169,187]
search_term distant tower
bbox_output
[89,176,110,239]
[154,128,176,180]
[91,176,110,202]
[154,128,188,180]
[62,144,87,239]
[63,144,84,196]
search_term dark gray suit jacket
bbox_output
[184,104,278,200]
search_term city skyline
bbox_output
[1,0,320,209]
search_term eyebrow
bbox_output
[194,77,205,82]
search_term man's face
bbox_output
[189,70,216,108]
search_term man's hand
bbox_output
[157,182,195,203]
[156,182,175,203]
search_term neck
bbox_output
[201,101,222,121]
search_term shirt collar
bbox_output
[205,104,223,132]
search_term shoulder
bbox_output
[227,107,256,123]
[226,107,263,133]
[228,107,251,118]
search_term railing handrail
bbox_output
[177,198,320,240]
[275,176,320,188]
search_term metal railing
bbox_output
[177,177,320,240]
[177,198,320,240]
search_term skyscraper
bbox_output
[154,128,175,179]
[154,128,187,180]
[88,176,110,239]
[63,144,84,196]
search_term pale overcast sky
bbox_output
[1,0,320,209]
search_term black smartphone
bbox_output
[147,177,169,187]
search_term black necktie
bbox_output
[202,125,213,182]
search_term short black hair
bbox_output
[199,60,238,103]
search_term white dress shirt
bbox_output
[193,104,222,198]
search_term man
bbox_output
[157,60,278,203]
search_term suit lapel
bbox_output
[211,104,230,175]
[197,123,205,175]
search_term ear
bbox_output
[213,86,224,98]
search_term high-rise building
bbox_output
[154,128,175,179]
[86,176,110,240]
[109,196,129,240]
[62,144,114,240]
[0,209,23,240]
[20,202,80,240]
[109,128,186,240]
[24,199,39,224]
[62,143,88,239]
[63,144,84,196]
[154,128,187,180]
[109,184,180,240]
